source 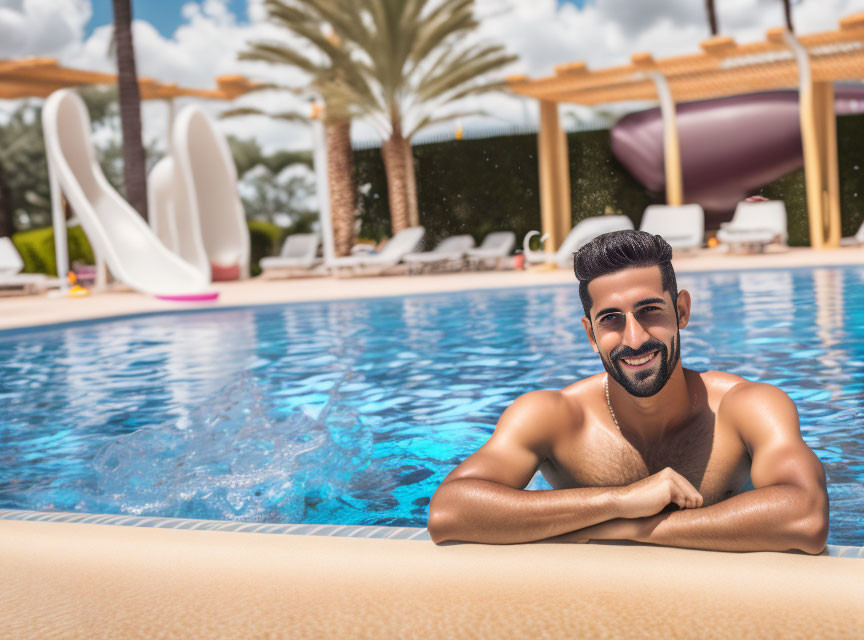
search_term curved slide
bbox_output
[171,105,250,281]
[148,156,211,279]
[43,89,215,299]
[610,85,864,216]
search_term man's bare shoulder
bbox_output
[506,386,584,424]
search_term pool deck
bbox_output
[2,245,863,331]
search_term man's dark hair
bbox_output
[573,230,678,320]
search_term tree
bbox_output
[112,0,148,219]
[244,0,516,236]
[231,25,359,256]
[782,0,794,32]
[705,0,718,36]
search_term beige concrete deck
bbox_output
[2,246,863,331]
[0,519,862,639]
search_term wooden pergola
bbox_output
[508,12,864,250]
[0,57,261,145]
[0,57,259,100]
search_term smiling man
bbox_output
[427,230,829,553]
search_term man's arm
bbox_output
[564,383,830,554]
[427,391,624,544]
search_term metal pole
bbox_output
[783,28,826,248]
[311,116,335,266]
[647,71,683,206]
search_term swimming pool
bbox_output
[1,266,863,546]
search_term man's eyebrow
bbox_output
[593,297,667,320]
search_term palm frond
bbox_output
[417,48,516,103]
[239,42,319,73]
[220,106,309,124]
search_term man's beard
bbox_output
[599,332,680,398]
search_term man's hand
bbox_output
[613,467,703,519]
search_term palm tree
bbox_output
[781,0,794,32]
[705,0,719,36]
[231,33,360,256]
[246,0,516,235]
[111,0,148,219]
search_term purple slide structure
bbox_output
[609,86,864,217]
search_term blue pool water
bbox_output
[1,266,863,546]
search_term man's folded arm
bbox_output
[565,383,830,554]
[427,391,626,545]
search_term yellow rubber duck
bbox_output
[66,270,90,297]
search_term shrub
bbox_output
[12,220,285,278]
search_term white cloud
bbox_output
[0,0,89,57]
[3,0,864,151]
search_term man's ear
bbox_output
[581,315,599,353]
[676,290,692,329]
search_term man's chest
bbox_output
[541,411,752,506]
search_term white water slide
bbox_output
[43,89,215,299]
[148,105,250,281]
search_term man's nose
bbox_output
[622,311,651,348]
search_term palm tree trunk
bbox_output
[112,0,148,219]
[402,138,419,228]
[325,118,356,256]
[381,119,410,234]
[0,159,14,238]
[782,0,794,32]
[705,0,718,36]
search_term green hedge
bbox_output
[354,128,653,249]
[247,220,283,276]
[11,226,95,276]
[355,114,864,248]
[12,220,284,277]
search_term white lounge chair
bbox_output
[640,204,705,250]
[465,231,516,270]
[716,200,788,252]
[403,234,475,274]
[840,220,864,247]
[523,215,634,268]
[259,234,321,277]
[172,105,251,281]
[0,237,61,295]
[329,227,425,276]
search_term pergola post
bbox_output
[816,81,842,248]
[648,71,684,206]
[537,99,571,253]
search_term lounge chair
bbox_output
[465,231,516,270]
[716,200,787,252]
[259,234,321,278]
[839,220,864,247]
[640,204,704,250]
[523,215,634,268]
[403,234,475,274]
[329,227,425,276]
[0,237,61,295]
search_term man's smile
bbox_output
[619,350,660,370]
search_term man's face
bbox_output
[580,266,690,398]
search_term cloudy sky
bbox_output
[1,0,863,153]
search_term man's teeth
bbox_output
[622,351,657,366]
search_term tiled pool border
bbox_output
[3,508,863,557]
